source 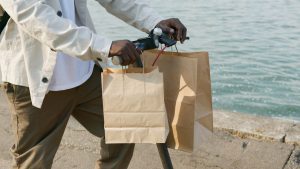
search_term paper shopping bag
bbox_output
[142,50,213,152]
[101,67,169,143]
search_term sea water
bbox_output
[87,0,300,121]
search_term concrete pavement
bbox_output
[0,89,299,169]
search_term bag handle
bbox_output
[116,57,147,103]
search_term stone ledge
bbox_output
[214,111,300,145]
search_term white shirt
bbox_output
[48,0,94,91]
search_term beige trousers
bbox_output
[3,66,135,169]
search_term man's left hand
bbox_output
[156,18,187,43]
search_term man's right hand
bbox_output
[108,40,141,66]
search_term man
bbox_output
[0,0,187,168]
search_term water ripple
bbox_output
[88,0,300,120]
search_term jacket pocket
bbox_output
[13,85,31,104]
[3,83,31,104]
[3,82,15,103]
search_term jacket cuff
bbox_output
[144,16,164,33]
[91,33,112,64]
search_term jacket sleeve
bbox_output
[0,0,112,62]
[96,0,164,33]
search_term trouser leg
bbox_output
[72,66,135,169]
[3,83,76,169]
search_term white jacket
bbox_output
[0,0,162,108]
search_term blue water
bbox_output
[88,0,300,121]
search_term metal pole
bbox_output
[156,143,174,169]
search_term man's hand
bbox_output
[156,18,187,43]
[108,40,141,66]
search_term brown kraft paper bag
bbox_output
[101,67,169,143]
[142,50,213,152]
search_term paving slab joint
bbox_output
[282,145,296,169]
